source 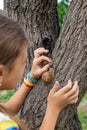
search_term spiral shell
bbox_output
[41,69,52,83]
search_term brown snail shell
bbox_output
[41,69,52,83]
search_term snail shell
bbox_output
[41,69,53,83]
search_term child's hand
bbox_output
[30,48,52,79]
[47,80,79,112]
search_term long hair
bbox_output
[0,15,29,130]
[0,14,28,66]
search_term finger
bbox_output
[60,80,72,94]
[69,97,78,104]
[65,81,78,98]
[34,48,49,58]
[36,56,52,64]
[50,81,60,94]
[40,64,51,73]
[68,86,79,101]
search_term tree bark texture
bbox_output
[5,0,87,130]
[5,0,59,58]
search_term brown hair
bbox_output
[0,14,28,66]
[0,15,29,130]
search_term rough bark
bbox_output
[52,0,87,129]
[5,0,87,130]
[5,0,59,58]
[0,9,7,16]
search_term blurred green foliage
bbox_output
[81,92,87,103]
[57,0,70,26]
[0,90,14,102]
[78,92,87,130]
[78,109,87,130]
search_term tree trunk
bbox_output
[5,0,87,130]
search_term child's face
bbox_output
[1,45,28,90]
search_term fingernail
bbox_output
[56,81,58,83]
[55,81,58,85]
[47,64,50,67]
[68,79,71,83]
[74,81,78,85]
[49,63,52,66]
[45,49,49,52]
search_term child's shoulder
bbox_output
[0,112,20,130]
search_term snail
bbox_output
[41,60,53,83]
[41,68,53,83]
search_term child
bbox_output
[0,15,79,130]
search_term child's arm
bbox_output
[40,104,60,130]
[1,48,52,115]
[1,82,32,115]
[40,80,79,130]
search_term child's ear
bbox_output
[0,65,4,83]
